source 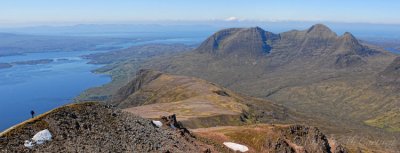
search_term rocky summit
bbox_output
[0,102,214,153]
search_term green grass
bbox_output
[364,110,400,132]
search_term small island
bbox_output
[0,63,12,69]
[12,59,54,65]
[56,58,70,62]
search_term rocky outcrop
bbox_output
[281,125,332,153]
[333,145,348,153]
[270,125,349,153]
[273,138,295,153]
[194,124,348,153]
[160,114,193,138]
[0,102,214,152]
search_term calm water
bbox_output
[0,51,111,131]
[0,36,205,131]
[386,48,400,54]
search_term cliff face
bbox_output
[0,102,214,153]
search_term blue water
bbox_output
[0,51,111,131]
[386,48,400,54]
[0,35,205,131]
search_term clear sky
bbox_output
[1,0,399,26]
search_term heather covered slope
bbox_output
[0,102,214,152]
[141,24,400,132]
[110,69,299,128]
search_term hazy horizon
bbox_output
[1,0,400,27]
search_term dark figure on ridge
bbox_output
[30,110,35,118]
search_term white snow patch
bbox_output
[223,142,249,152]
[24,129,52,148]
[152,120,163,128]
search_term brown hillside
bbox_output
[111,69,300,128]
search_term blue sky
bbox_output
[1,0,399,26]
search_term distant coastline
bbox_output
[0,59,54,69]
[11,59,54,65]
[0,63,12,69]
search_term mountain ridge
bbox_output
[110,69,300,128]
[193,24,386,69]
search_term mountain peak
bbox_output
[341,32,358,42]
[307,24,334,34]
[195,27,278,57]
[337,31,363,52]
[303,24,338,40]
[251,26,264,31]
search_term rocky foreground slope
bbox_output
[0,102,214,152]
[1,102,348,153]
